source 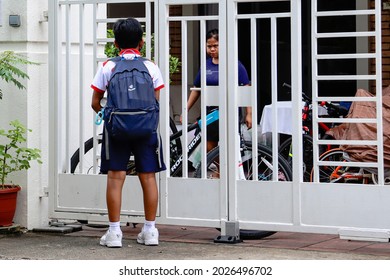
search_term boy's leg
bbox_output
[138,172,158,221]
[137,172,159,245]
[106,170,126,221]
[100,170,126,248]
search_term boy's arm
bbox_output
[155,89,160,101]
[91,90,105,113]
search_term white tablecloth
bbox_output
[260,101,303,135]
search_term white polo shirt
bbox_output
[91,48,165,94]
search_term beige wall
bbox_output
[0,0,49,229]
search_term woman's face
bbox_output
[206,37,219,59]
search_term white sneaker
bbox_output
[100,230,122,248]
[137,227,159,246]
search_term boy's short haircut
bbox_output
[113,17,143,49]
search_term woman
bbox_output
[182,29,252,153]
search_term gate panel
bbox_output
[49,0,159,223]
[228,0,297,232]
[158,0,228,227]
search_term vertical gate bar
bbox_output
[200,20,207,178]
[92,2,98,174]
[311,0,319,182]
[181,19,189,178]
[226,0,237,225]
[219,0,228,224]
[270,16,279,181]
[65,4,71,173]
[291,0,302,225]
[158,0,169,220]
[250,17,258,181]
[291,1,303,184]
[145,0,152,60]
[49,0,61,215]
[78,3,85,173]
[375,0,384,185]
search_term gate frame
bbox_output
[48,0,390,242]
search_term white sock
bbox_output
[109,221,121,233]
[143,220,156,232]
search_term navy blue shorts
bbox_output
[100,130,166,174]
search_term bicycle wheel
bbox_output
[310,148,371,183]
[194,142,292,181]
[169,116,182,157]
[195,143,290,239]
[279,134,313,182]
[70,117,179,176]
[70,135,137,175]
[318,133,338,156]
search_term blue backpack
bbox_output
[103,56,159,140]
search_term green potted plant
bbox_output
[0,51,41,227]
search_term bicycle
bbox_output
[194,132,293,182]
[278,83,348,181]
[309,147,390,184]
[309,87,390,185]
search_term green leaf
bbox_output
[0,51,40,100]
[0,120,42,188]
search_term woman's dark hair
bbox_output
[113,17,143,49]
[206,29,219,41]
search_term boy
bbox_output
[91,17,165,247]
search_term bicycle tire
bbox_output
[196,144,289,240]
[70,117,180,175]
[70,136,95,174]
[310,148,372,183]
[318,133,337,156]
[194,143,292,181]
[279,134,313,182]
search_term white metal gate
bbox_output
[49,0,390,241]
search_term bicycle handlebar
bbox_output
[282,83,312,103]
[320,101,349,118]
[170,109,219,141]
[282,82,348,117]
[170,122,198,141]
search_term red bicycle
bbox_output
[278,83,348,181]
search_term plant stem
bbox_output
[0,145,8,187]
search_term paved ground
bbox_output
[1,223,390,260]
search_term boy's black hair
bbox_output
[206,29,218,41]
[113,17,143,49]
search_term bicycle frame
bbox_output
[169,109,247,179]
[169,122,201,176]
[169,109,219,176]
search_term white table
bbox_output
[260,101,302,135]
[259,101,327,135]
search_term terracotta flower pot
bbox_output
[0,185,21,227]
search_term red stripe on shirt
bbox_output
[155,84,165,91]
[91,85,105,94]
